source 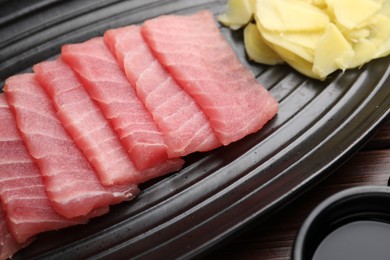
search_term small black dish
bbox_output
[293,186,390,260]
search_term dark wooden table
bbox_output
[206,118,390,259]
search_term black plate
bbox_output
[293,186,390,260]
[0,0,389,259]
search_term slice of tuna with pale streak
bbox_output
[104,25,222,158]
[0,206,30,260]
[4,74,140,219]
[61,37,175,171]
[34,58,153,186]
[35,59,182,185]
[142,10,279,145]
[0,95,107,243]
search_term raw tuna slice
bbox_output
[35,58,146,186]
[4,74,140,219]
[0,206,31,260]
[0,94,108,243]
[142,10,279,145]
[61,37,172,171]
[104,25,222,157]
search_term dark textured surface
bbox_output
[207,120,390,259]
[0,1,389,259]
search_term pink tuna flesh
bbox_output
[0,95,108,243]
[0,206,31,260]
[4,74,140,219]
[104,25,221,158]
[34,58,143,186]
[141,10,278,145]
[61,37,170,171]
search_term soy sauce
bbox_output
[313,220,390,260]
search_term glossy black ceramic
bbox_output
[293,186,390,260]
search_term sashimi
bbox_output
[61,37,170,171]
[104,25,222,157]
[142,10,279,145]
[4,74,140,219]
[0,94,108,244]
[0,206,31,260]
[34,58,143,186]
